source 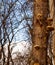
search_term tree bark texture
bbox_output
[32,0,49,65]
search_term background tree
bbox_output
[49,0,55,65]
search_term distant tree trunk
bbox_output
[52,1,55,65]
[0,27,2,59]
[49,0,55,65]
[2,46,5,65]
[6,44,10,65]
[52,19,55,65]
[31,0,49,65]
[7,42,14,65]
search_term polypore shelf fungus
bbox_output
[34,45,40,50]
[34,63,39,65]
[46,26,54,31]
[47,18,53,25]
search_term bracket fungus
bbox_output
[47,18,53,21]
[34,63,39,65]
[46,26,54,31]
[34,45,40,50]
[47,18,53,25]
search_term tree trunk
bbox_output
[32,0,49,65]
[1,45,5,65]
[7,43,14,65]
[49,0,55,65]
[52,19,55,65]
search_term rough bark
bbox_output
[32,0,49,65]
